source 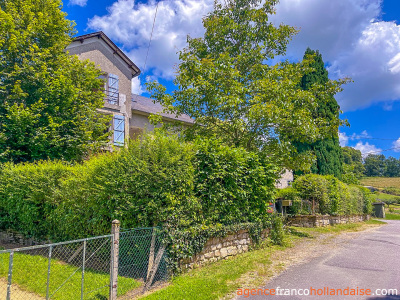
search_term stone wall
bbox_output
[287,215,370,228]
[180,228,269,269]
[0,230,48,248]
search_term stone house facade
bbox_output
[66,31,192,147]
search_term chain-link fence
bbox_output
[0,234,114,300]
[0,224,169,300]
[118,227,168,297]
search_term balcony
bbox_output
[105,89,119,107]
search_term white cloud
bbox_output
[69,0,88,7]
[339,132,349,147]
[393,138,400,152]
[88,0,214,79]
[131,76,145,95]
[331,21,400,110]
[87,0,400,111]
[354,141,382,156]
[339,130,371,147]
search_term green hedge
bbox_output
[278,174,373,216]
[0,133,278,242]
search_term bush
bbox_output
[290,174,373,216]
[381,187,400,196]
[0,161,72,238]
[0,133,278,242]
[293,174,330,214]
[269,215,285,245]
[276,187,309,215]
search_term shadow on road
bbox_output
[368,296,400,300]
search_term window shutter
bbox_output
[113,115,125,146]
[108,74,119,105]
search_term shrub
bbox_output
[276,187,308,215]
[193,138,277,225]
[381,187,400,196]
[0,161,72,238]
[269,215,285,245]
[290,174,372,216]
[293,174,330,214]
[0,133,278,242]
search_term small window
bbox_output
[113,115,125,146]
[107,74,119,105]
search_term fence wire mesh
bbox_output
[118,227,168,296]
[0,235,113,300]
[0,226,168,299]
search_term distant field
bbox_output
[360,177,400,188]
[372,192,400,203]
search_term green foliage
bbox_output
[290,174,372,216]
[147,0,348,172]
[194,138,277,225]
[294,48,344,179]
[362,155,400,178]
[162,222,268,273]
[381,187,400,196]
[364,154,387,177]
[269,215,285,246]
[0,133,277,244]
[384,157,400,177]
[0,0,110,163]
[341,147,365,184]
[0,161,72,238]
[293,174,329,214]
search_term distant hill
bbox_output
[361,177,400,189]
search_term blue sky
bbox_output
[63,0,400,158]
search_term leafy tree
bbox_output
[0,0,110,163]
[384,156,400,177]
[294,48,343,178]
[364,154,386,177]
[147,0,348,171]
[341,146,365,183]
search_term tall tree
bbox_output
[341,146,364,183]
[294,48,343,178]
[148,0,348,171]
[384,156,400,177]
[0,0,110,163]
[364,154,386,177]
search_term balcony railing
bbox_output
[105,89,119,106]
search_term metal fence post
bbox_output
[109,220,120,300]
[46,246,53,300]
[81,240,87,300]
[6,251,14,300]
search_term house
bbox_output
[66,31,192,146]
[67,31,289,188]
[275,169,294,189]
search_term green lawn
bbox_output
[0,252,141,300]
[385,213,400,220]
[140,243,286,300]
[372,192,400,202]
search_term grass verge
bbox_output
[385,213,400,220]
[139,221,382,300]
[0,252,141,300]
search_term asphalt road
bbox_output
[237,220,400,300]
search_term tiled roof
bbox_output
[131,94,194,124]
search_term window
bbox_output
[113,115,125,146]
[107,74,119,105]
